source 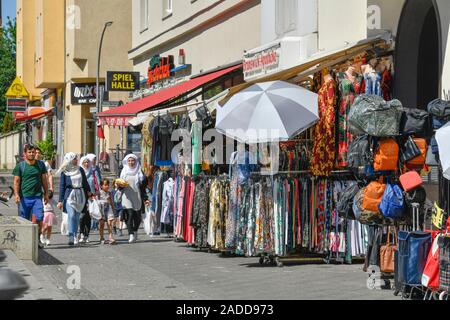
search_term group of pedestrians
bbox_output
[13,144,150,247]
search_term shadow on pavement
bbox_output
[37,249,64,266]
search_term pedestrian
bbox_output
[79,156,93,243]
[35,147,55,200]
[98,179,116,245]
[41,193,57,246]
[112,181,124,237]
[57,153,91,246]
[117,154,149,243]
[86,154,101,231]
[13,144,49,244]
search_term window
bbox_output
[140,0,149,32]
[275,0,298,37]
[163,0,173,18]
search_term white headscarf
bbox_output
[86,154,97,165]
[80,156,93,176]
[56,153,79,176]
[120,154,144,187]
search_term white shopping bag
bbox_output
[88,199,102,220]
[143,207,151,235]
[60,212,69,236]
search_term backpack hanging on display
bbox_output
[379,183,405,219]
[337,183,360,220]
[406,138,427,169]
[400,108,429,135]
[399,171,423,192]
[404,186,427,208]
[353,188,382,224]
[362,178,386,213]
[348,95,403,137]
[347,135,371,170]
[428,98,450,129]
[399,136,422,163]
[374,139,399,171]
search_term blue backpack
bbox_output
[379,183,405,219]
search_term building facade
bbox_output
[129,0,261,83]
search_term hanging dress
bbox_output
[336,72,363,168]
[311,78,337,176]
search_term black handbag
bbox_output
[400,136,421,162]
[400,108,429,135]
[337,183,360,220]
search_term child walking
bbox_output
[99,179,116,245]
[40,194,57,246]
[112,181,124,237]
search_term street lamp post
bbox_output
[95,21,113,159]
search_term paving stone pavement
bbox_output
[1,202,400,300]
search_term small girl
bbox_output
[112,181,124,237]
[99,179,116,245]
[41,194,57,246]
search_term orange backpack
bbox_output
[374,139,399,171]
[407,138,427,167]
[362,179,386,213]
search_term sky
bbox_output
[2,0,16,27]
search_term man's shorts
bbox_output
[20,196,44,223]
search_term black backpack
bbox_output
[399,108,429,135]
[337,183,360,220]
[347,135,371,169]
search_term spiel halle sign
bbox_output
[106,71,140,92]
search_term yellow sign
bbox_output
[5,77,30,98]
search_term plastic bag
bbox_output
[88,199,102,220]
[143,206,151,235]
[60,212,69,236]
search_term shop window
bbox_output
[203,82,224,100]
[140,0,149,32]
[127,126,142,153]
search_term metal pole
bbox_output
[95,21,113,159]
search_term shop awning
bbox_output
[98,64,242,126]
[15,108,54,122]
[219,34,391,106]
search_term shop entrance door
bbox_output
[394,0,441,108]
[84,119,95,154]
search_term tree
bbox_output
[0,18,17,131]
[36,132,56,161]
[2,112,13,134]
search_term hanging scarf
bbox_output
[120,154,144,188]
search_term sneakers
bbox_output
[45,239,51,246]
[79,237,85,244]
[134,232,138,241]
[100,239,105,245]
[85,237,90,244]
[128,234,135,243]
[40,234,46,244]
[74,237,79,245]
[68,237,74,246]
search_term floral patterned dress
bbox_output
[336,73,363,168]
[311,78,337,177]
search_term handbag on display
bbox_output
[380,227,398,273]
[406,138,427,169]
[400,136,421,163]
[399,171,423,192]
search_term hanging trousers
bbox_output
[125,209,141,234]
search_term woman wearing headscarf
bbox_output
[117,154,149,243]
[79,156,93,243]
[87,154,102,188]
[57,153,91,245]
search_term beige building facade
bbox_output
[129,0,261,79]
[64,0,132,158]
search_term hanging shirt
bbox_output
[161,178,175,225]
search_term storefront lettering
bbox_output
[244,44,281,79]
[147,55,175,86]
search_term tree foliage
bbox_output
[0,18,17,131]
